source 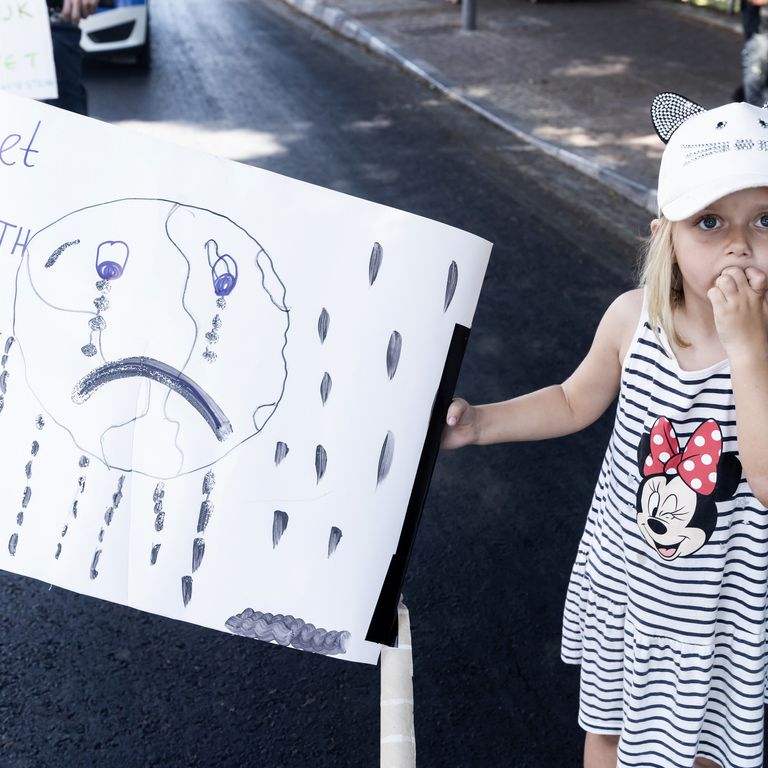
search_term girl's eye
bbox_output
[758,214,768,228]
[697,214,720,230]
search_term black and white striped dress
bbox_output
[561,298,768,768]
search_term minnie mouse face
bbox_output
[635,417,742,562]
[636,474,705,560]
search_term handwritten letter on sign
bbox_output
[0,0,57,100]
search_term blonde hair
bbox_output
[638,216,687,349]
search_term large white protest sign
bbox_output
[0,91,491,664]
[0,0,57,100]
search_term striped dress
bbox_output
[561,298,768,768]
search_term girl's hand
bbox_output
[707,266,768,362]
[440,398,478,450]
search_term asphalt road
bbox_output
[0,1,654,766]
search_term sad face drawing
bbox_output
[13,199,289,479]
[635,417,742,561]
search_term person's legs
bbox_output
[693,757,722,768]
[45,20,88,115]
[584,732,619,768]
[742,32,768,106]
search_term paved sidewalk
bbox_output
[278,0,745,213]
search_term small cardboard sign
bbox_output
[0,0,58,100]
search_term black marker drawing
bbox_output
[369,242,383,286]
[9,428,44,556]
[318,308,329,343]
[89,474,125,579]
[14,198,289,480]
[225,608,351,656]
[274,441,289,465]
[320,372,332,406]
[377,431,395,486]
[183,470,215,606]
[272,510,289,548]
[444,260,458,312]
[315,445,327,484]
[386,331,401,380]
[328,526,342,558]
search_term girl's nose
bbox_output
[725,227,751,257]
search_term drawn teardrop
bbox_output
[274,441,289,465]
[273,510,289,548]
[328,526,342,558]
[316,445,327,483]
[192,538,205,573]
[320,372,332,405]
[377,431,395,486]
[318,308,330,343]
[386,331,402,380]
[444,260,458,312]
[181,575,193,607]
[369,242,383,285]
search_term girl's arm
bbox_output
[709,266,768,506]
[441,289,641,449]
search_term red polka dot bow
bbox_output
[643,417,723,495]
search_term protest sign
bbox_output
[0,0,57,100]
[0,91,490,663]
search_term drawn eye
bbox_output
[206,239,238,297]
[95,241,129,281]
[648,489,660,517]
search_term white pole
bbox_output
[380,598,416,768]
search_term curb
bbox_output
[280,0,659,215]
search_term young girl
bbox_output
[442,93,768,768]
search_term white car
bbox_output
[79,0,150,69]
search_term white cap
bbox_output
[653,93,768,221]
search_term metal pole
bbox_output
[462,0,476,31]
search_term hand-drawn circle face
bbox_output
[14,199,289,479]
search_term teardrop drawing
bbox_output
[318,308,330,343]
[273,510,289,548]
[320,372,332,405]
[444,260,458,312]
[274,441,289,465]
[386,331,402,380]
[328,526,342,558]
[377,431,395,486]
[369,242,383,285]
[316,445,327,483]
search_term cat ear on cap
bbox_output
[651,92,705,144]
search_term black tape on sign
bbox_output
[366,324,471,646]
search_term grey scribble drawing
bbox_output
[377,431,395,486]
[191,538,205,573]
[150,543,161,565]
[55,457,90,560]
[9,430,44,556]
[386,331,402,380]
[183,470,215,606]
[153,482,165,532]
[44,239,80,269]
[444,260,458,312]
[0,336,14,416]
[369,242,383,286]
[225,609,351,656]
[315,445,327,484]
[320,372,332,406]
[89,474,125,579]
[73,357,234,443]
[35,415,44,430]
[328,526,342,558]
[272,510,289,548]
[274,441,289,465]
[318,308,329,343]
[181,575,193,607]
[14,197,290,480]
